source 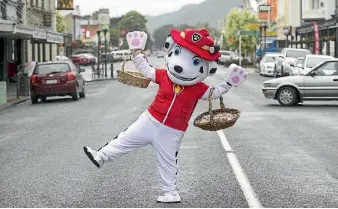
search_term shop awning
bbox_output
[0,20,72,43]
[0,20,33,39]
[296,18,337,34]
[32,30,71,44]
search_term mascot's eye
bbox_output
[174,46,181,55]
[192,57,202,66]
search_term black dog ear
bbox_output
[208,61,218,75]
[163,34,175,53]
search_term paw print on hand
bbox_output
[227,64,248,87]
[126,31,148,50]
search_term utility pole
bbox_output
[335,0,338,58]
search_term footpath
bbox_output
[0,61,133,112]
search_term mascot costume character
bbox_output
[84,28,248,203]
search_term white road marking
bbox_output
[217,130,263,208]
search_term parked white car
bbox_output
[218,51,232,64]
[274,48,312,77]
[111,50,131,61]
[260,53,281,76]
[290,54,334,76]
[218,51,240,64]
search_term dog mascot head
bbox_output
[163,28,221,86]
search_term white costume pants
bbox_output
[98,111,184,192]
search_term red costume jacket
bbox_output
[147,69,209,131]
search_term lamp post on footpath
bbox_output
[96,30,101,77]
[103,28,108,78]
[263,24,267,57]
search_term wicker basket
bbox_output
[193,87,241,131]
[116,53,152,89]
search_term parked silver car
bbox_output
[218,51,240,64]
[290,54,334,76]
[262,59,338,106]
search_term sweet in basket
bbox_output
[193,87,241,131]
[116,31,152,89]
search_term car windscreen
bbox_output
[33,63,70,75]
[266,57,276,62]
[296,58,305,65]
[306,57,333,68]
[286,50,311,58]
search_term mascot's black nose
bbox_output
[174,65,183,73]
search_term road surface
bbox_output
[0,56,338,207]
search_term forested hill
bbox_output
[145,0,243,35]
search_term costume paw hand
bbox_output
[126,31,148,50]
[225,64,248,87]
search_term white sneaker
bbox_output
[156,191,181,203]
[83,146,104,169]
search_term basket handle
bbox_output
[207,87,226,124]
[122,50,148,72]
[121,55,129,73]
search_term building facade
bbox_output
[80,9,110,46]
[25,0,70,63]
[0,0,72,105]
[63,5,82,41]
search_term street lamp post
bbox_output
[103,28,108,78]
[259,25,263,58]
[96,30,101,77]
[263,24,267,57]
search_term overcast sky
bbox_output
[74,0,206,17]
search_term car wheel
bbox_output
[281,67,285,77]
[274,67,278,78]
[72,86,80,101]
[79,85,86,98]
[41,96,47,103]
[277,87,298,106]
[31,95,38,104]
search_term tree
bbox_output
[196,22,221,39]
[110,15,124,27]
[175,24,195,30]
[56,11,66,33]
[224,9,258,54]
[117,11,151,50]
[110,27,120,48]
[153,24,174,49]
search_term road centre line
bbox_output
[216,130,263,208]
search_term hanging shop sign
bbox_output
[56,0,74,10]
[47,33,64,44]
[33,30,47,39]
[313,21,320,55]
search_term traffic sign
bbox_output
[250,20,264,25]
[259,4,272,12]
[247,24,260,30]
[240,30,260,36]
[266,31,277,36]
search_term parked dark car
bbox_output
[29,61,86,104]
